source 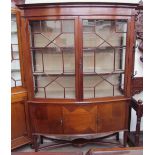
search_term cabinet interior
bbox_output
[29,19,127,99]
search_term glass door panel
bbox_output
[82,19,127,98]
[11,14,22,87]
[30,19,75,99]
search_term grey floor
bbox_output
[12,138,124,154]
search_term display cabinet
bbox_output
[11,7,31,149]
[17,2,138,151]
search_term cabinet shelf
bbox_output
[30,46,125,53]
[12,51,19,53]
[33,72,75,76]
[11,69,20,72]
[31,47,75,52]
[11,31,17,34]
[83,25,95,27]
[84,70,124,75]
[33,70,124,76]
[83,46,126,52]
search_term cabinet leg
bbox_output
[135,115,141,146]
[40,135,44,144]
[33,135,39,152]
[123,131,128,147]
[116,132,119,141]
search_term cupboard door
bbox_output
[63,105,97,134]
[97,101,128,132]
[12,102,27,140]
[30,104,63,134]
[29,19,76,99]
[11,94,30,149]
[82,18,127,98]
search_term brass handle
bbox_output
[60,119,63,125]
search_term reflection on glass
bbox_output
[83,19,127,98]
[30,20,75,99]
[11,14,22,87]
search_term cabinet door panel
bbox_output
[82,19,127,98]
[29,19,76,99]
[98,101,128,132]
[63,105,97,134]
[11,101,28,139]
[30,104,63,134]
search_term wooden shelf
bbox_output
[83,46,126,52]
[33,70,124,76]
[11,69,20,72]
[31,47,75,52]
[33,72,75,76]
[12,51,19,53]
[35,91,75,99]
[83,70,124,75]
[83,25,95,27]
[30,46,125,53]
[11,31,17,34]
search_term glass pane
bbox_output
[95,48,114,73]
[31,20,61,47]
[83,19,127,98]
[34,75,75,99]
[11,14,22,87]
[11,14,17,32]
[95,20,127,47]
[83,74,124,98]
[83,20,95,32]
[83,50,94,73]
[63,52,75,73]
[115,47,126,71]
[11,71,22,87]
[30,21,41,32]
[62,20,74,33]
[54,33,74,47]
[116,20,128,33]
[33,33,50,47]
[30,20,75,99]
[95,80,113,98]
[83,33,103,48]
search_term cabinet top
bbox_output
[17,2,139,9]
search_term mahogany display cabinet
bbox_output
[14,2,139,151]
